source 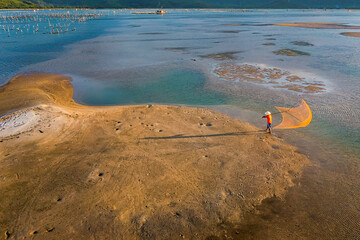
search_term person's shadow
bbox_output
[142,130,265,140]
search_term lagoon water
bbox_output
[1,9,359,238]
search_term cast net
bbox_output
[274,99,312,129]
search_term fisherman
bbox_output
[262,111,272,134]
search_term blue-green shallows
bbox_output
[76,69,232,106]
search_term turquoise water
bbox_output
[73,69,232,106]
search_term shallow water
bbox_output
[71,68,232,106]
[1,8,359,238]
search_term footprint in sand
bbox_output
[115,121,122,131]
[87,169,105,183]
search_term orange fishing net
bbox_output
[274,99,312,129]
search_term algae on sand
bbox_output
[273,49,310,56]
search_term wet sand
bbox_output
[0,73,310,239]
[340,32,360,38]
[273,49,310,57]
[274,23,360,29]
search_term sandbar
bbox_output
[340,32,360,38]
[274,23,360,29]
[0,73,310,239]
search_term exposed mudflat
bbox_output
[273,49,310,57]
[200,51,242,61]
[213,63,325,93]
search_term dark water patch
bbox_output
[0,40,17,44]
[263,43,275,46]
[134,36,236,42]
[200,51,242,61]
[218,30,247,33]
[222,22,261,26]
[223,23,242,26]
[291,41,314,46]
[223,23,271,27]
[246,23,273,27]
[163,47,189,51]
[162,46,209,52]
[139,32,169,35]
[265,38,276,40]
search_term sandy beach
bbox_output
[0,73,310,239]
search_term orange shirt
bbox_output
[266,115,272,124]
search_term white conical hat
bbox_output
[265,111,271,116]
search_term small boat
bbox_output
[156,10,166,14]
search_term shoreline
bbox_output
[0,73,310,239]
[1,8,360,11]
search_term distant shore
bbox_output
[1,7,360,10]
[0,73,310,239]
